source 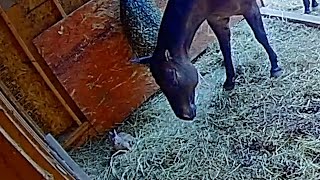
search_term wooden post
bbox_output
[0,4,82,126]
[62,121,90,149]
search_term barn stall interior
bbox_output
[1,0,320,179]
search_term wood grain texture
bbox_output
[0,107,73,179]
[33,0,158,133]
[0,0,88,135]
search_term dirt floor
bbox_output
[68,14,320,179]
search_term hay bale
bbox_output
[120,0,162,57]
[69,17,320,179]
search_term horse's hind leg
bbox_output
[243,3,283,78]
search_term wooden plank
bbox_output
[0,81,45,139]
[0,2,80,136]
[0,5,82,126]
[59,0,90,14]
[260,7,320,27]
[52,0,67,18]
[0,131,45,180]
[62,121,90,149]
[33,0,158,133]
[62,123,98,150]
[0,94,74,179]
[0,127,53,179]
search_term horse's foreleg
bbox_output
[207,16,235,90]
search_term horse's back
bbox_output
[204,0,258,17]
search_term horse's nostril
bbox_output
[179,114,194,121]
[177,108,196,121]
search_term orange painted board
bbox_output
[33,0,158,133]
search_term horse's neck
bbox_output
[155,1,200,59]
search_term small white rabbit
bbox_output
[109,129,135,151]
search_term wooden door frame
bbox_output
[0,83,76,180]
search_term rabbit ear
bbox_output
[113,129,117,136]
[108,131,114,140]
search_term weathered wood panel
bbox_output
[0,132,44,180]
[4,1,84,124]
[0,0,87,136]
[0,17,75,135]
[33,0,158,133]
[0,108,73,179]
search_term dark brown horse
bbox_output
[133,0,283,121]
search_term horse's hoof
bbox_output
[223,81,235,91]
[270,67,283,78]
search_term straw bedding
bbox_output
[68,16,320,180]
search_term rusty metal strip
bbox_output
[45,133,90,180]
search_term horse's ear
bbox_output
[165,50,173,61]
[130,55,152,64]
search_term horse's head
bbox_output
[132,50,198,121]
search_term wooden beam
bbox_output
[62,121,90,149]
[0,101,74,179]
[52,0,67,18]
[260,7,320,28]
[0,4,82,126]
[0,81,44,138]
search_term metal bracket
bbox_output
[45,134,90,180]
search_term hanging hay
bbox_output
[68,16,320,179]
[120,0,162,57]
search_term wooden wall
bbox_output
[0,0,89,137]
[0,100,74,179]
[0,132,45,180]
